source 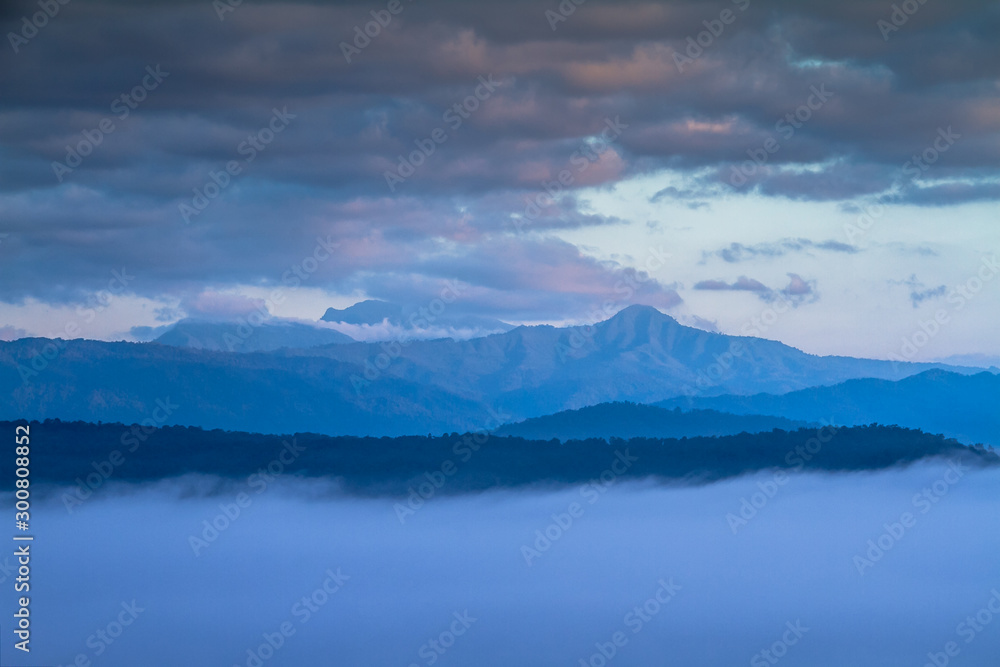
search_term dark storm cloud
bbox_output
[0,0,997,313]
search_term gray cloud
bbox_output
[893,275,948,308]
[0,0,996,319]
[703,238,858,264]
[781,272,815,298]
[694,276,769,292]
[694,272,818,305]
[0,325,27,341]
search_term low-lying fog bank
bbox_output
[4,464,999,666]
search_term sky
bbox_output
[1,0,998,360]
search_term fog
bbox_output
[5,463,1000,667]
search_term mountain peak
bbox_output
[321,300,402,325]
[604,304,679,326]
[581,304,688,353]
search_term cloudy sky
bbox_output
[1,0,998,360]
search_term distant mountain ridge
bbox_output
[154,318,354,352]
[931,353,1000,371]
[495,402,814,441]
[0,306,980,436]
[289,304,976,417]
[657,369,1000,447]
[321,299,514,337]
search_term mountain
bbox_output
[0,306,977,436]
[495,402,813,441]
[321,300,403,326]
[292,305,974,417]
[154,318,354,352]
[656,369,1000,447]
[1,338,484,436]
[320,299,514,337]
[932,353,1000,371]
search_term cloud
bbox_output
[694,276,769,292]
[910,285,948,307]
[2,0,998,209]
[703,238,858,264]
[683,314,719,332]
[781,272,815,297]
[0,325,27,341]
[130,324,173,342]
[0,0,996,333]
[21,465,1000,666]
[320,320,507,343]
[694,272,818,305]
[893,275,948,308]
[179,291,269,321]
[349,235,682,322]
[649,184,711,210]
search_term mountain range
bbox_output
[282,304,975,418]
[0,305,983,437]
[154,318,355,352]
[658,369,1000,447]
[495,402,813,441]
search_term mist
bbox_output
[5,464,1000,667]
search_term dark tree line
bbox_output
[1,420,994,495]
